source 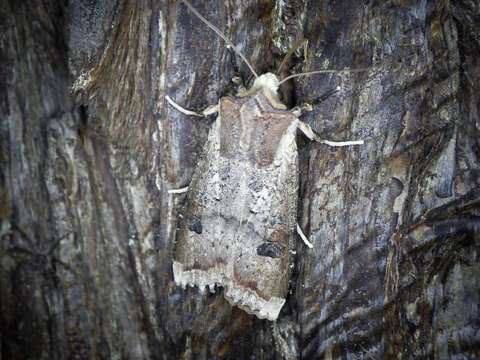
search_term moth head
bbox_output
[242,73,286,109]
[180,0,369,110]
[251,73,280,93]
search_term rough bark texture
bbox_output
[1,0,479,359]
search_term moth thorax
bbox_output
[248,73,285,109]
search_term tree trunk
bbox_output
[1,0,479,359]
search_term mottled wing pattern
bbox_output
[173,91,298,320]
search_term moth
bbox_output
[168,0,365,321]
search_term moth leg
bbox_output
[290,87,341,117]
[296,224,313,248]
[298,121,364,146]
[290,103,313,117]
[168,186,188,194]
[165,95,218,117]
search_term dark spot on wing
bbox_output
[186,215,202,234]
[256,242,285,258]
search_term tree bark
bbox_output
[1,0,479,359]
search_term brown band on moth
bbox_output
[183,258,227,273]
[250,112,295,167]
[232,265,274,301]
[219,93,296,167]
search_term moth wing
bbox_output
[174,93,298,321]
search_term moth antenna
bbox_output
[181,0,258,78]
[278,67,370,86]
[276,36,306,75]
